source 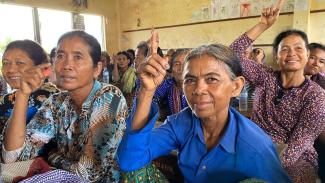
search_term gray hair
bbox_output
[184,44,243,80]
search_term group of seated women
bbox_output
[0,0,324,182]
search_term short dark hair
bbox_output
[169,49,190,71]
[50,47,56,58]
[273,29,309,56]
[308,43,325,52]
[57,30,101,66]
[101,51,110,63]
[136,41,149,57]
[126,49,135,61]
[185,44,243,79]
[4,40,49,66]
[117,51,133,67]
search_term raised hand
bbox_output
[112,54,118,65]
[19,63,51,96]
[260,0,284,28]
[137,28,169,92]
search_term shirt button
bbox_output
[202,165,206,170]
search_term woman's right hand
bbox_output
[137,29,169,92]
[112,54,118,65]
[259,0,284,28]
[19,63,51,96]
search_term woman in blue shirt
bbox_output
[117,31,290,183]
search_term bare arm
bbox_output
[4,63,51,151]
[246,0,284,41]
[112,54,120,82]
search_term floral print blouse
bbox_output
[0,75,7,97]
[3,81,128,183]
[230,33,325,183]
[0,82,59,134]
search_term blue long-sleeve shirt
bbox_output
[135,78,188,115]
[117,102,291,183]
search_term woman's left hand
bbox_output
[259,0,284,28]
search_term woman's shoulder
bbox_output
[38,82,60,93]
[91,83,128,112]
[302,79,325,101]
[97,83,125,99]
[231,108,274,152]
[165,107,196,131]
[299,80,325,109]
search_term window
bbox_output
[0,4,34,58]
[83,14,105,50]
[38,8,73,52]
[0,4,105,58]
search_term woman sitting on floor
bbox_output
[230,0,325,182]
[2,30,128,183]
[117,31,290,183]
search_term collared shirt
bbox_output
[3,81,128,183]
[117,102,290,183]
[230,33,325,182]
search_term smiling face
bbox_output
[1,48,35,89]
[117,54,130,71]
[183,55,244,121]
[54,36,101,94]
[277,35,309,72]
[304,48,325,76]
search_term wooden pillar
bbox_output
[293,0,311,34]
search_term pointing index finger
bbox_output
[151,27,159,55]
[275,0,285,10]
[37,63,52,77]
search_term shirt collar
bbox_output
[192,108,237,154]
[81,80,101,110]
[218,109,237,154]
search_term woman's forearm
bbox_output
[246,22,269,41]
[112,64,120,82]
[4,91,29,151]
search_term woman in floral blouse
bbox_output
[230,1,325,182]
[0,40,59,136]
[2,30,127,182]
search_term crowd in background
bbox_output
[0,1,325,182]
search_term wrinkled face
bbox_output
[54,36,101,93]
[172,53,188,84]
[117,54,130,70]
[134,48,146,69]
[304,48,325,76]
[1,48,34,89]
[183,55,243,121]
[164,50,174,65]
[277,35,309,72]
